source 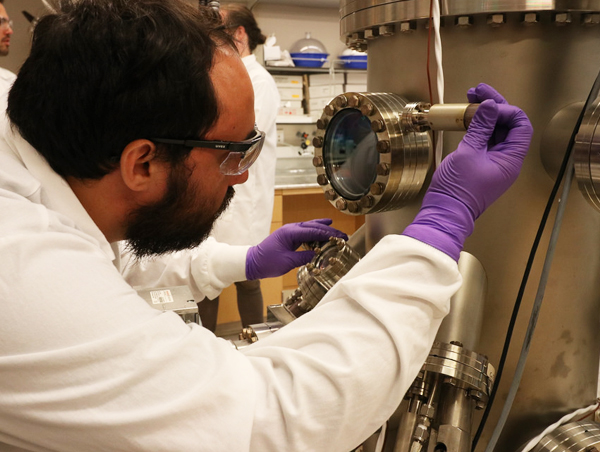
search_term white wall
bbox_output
[248,3,346,63]
[0,1,347,74]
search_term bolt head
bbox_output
[487,14,505,26]
[335,198,348,210]
[316,174,328,186]
[379,24,394,36]
[456,16,473,27]
[324,105,336,115]
[376,140,390,153]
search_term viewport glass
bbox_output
[323,109,379,200]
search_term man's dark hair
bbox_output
[8,0,233,179]
[222,4,266,52]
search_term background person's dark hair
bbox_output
[8,0,233,180]
[221,4,266,52]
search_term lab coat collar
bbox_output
[242,53,257,68]
[1,120,116,261]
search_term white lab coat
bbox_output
[0,123,462,451]
[210,54,280,245]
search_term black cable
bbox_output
[471,66,600,451]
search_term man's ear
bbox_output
[119,139,168,192]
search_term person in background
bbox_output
[0,1,533,451]
[0,0,15,99]
[198,4,281,332]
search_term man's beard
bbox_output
[124,161,234,259]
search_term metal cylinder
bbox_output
[436,252,487,352]
[343,2,600,450]
[531,421,600,452]
[427,103,479,131]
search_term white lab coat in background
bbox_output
[210,54,280,246]
[0,67,16,95]
[0,120,463,451]
[0,67,16,112]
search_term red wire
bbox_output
[576,403,600,422]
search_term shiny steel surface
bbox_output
[531,421,600,451]
[313,92,432,215]
[424,342,495,396]
[340,0,600,38]
[284,237,361,316]
[436,252,487,352]
[574,97,600,210]
[362,5,600,451]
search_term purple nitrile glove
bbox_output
[403,83,533,261]
[246,218,349,280]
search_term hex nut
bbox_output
[360,195,374,208]
[360,103,374,116]
[324,190,337,201]
[376,140,390,153]
[379,24,394,36]
[487,14,505,26]
[347,202,360,213]
[336,96,348,108]
[523,13,538,25]
[347,95,360,108]
[335,198,348,210]
[456,16,473,27]
[400,21,415,33]
[364,28,379,39]
[554,12,571,25]
[316,118,329,130]
[582,13,600,26]
[371,119,385,132]
[370,183,385,195]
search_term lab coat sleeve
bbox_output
[240,234,461,450]
[0,231,460,452]
[119,237,250,300]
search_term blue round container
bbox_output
[290,52,329,68]
[339,55,367,69]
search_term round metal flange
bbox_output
[422,341,495,398]
[532,421,600,452]
[283,237,361,316]
[574,97,600,211]
[313,92,432,215]
[340,0,600,42]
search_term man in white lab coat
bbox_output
[199,4,281,332]
[0,1,533,451]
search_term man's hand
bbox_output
[403,83,533,260]
[246,219,348,280]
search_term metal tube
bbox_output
[435,252,487,352]
[427,104,479,131]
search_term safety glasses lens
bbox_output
[219,132,265,175]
